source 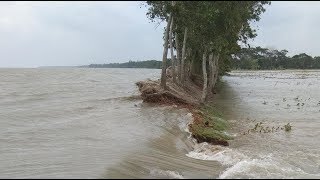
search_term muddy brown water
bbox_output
[0,68,319,178]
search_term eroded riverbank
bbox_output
[136,78,233,147]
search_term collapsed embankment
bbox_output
[136,78,233,146]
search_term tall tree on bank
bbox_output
[145,1,270,100]
[169,18,176,83]
[160,13,172,88]
[169,1,177,83]
[201,49,208,102]
[145,1,172,88]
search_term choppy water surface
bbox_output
[0,68,319,178]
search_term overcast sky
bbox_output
[1,1,320,67]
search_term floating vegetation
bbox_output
[241,122,293,135]
[284,123,292,132]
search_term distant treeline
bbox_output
[86,47,320,70]
[230,47,320,70]
[87,60,172,69]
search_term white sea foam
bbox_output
[185,141,310,178]
[150,169,184,179]
[218,156,274,179]
[186,142,248,166]
[218,155,310,179]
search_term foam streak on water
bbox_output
[150,169,184,179]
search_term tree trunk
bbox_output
[207,53,214,95]
[181,27,188,84]
[175,30,181,83]
[169,17,176,83]
[190,49,200,76]
[212,54,220,90]
[201,50,208,103]
[160,14,173,89]
[185,48,192,79]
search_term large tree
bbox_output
[145,1,270,100]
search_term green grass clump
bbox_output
[200,105,228,131]
[190,104,233,145]
[200,105,223,118]
[192,124,233,141]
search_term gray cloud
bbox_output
[0,1,165,67]
[0,1,320,67]
[251,1,320,57]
